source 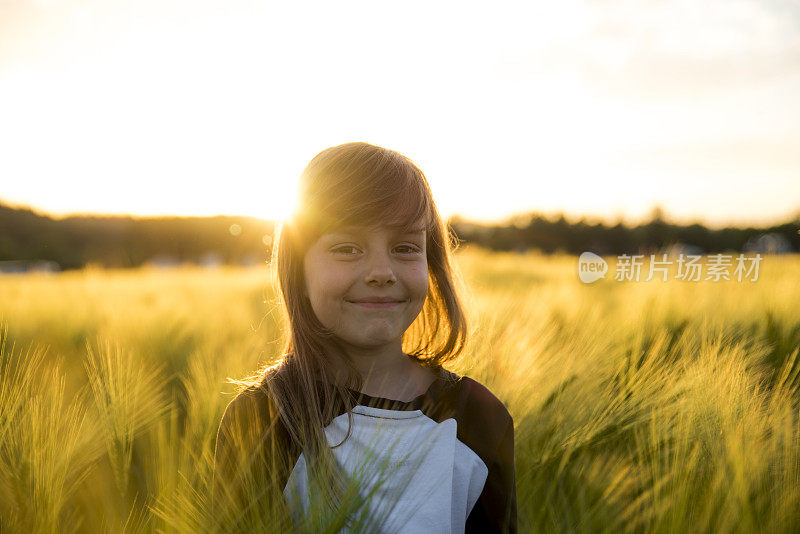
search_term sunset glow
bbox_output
[1,0,798,228]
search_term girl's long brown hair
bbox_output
[247,141,470,518]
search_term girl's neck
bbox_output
[332,342,438,402]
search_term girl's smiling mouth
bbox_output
[346,297,406,309]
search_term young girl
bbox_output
[213,142,516,533]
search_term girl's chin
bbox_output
[340,331,403,348]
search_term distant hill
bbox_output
[1,201,798,271]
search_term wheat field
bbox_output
[1,246,799,533]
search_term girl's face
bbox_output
[303,222,429,350]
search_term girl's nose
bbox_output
[365,254,397,286]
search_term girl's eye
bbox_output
[332,246,360,255]
[330,245,421,256]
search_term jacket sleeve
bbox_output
[466,414,517,533]
[212,387,292,520]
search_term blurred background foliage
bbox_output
[2,201,798,271]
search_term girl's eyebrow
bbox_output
[330,224,425,236]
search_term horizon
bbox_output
[3,196,797,231]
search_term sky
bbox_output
[0,0,799,229]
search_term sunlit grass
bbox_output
[0,250,799,533]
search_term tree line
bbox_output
[1,201,797,271]
[448,208,800,256]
